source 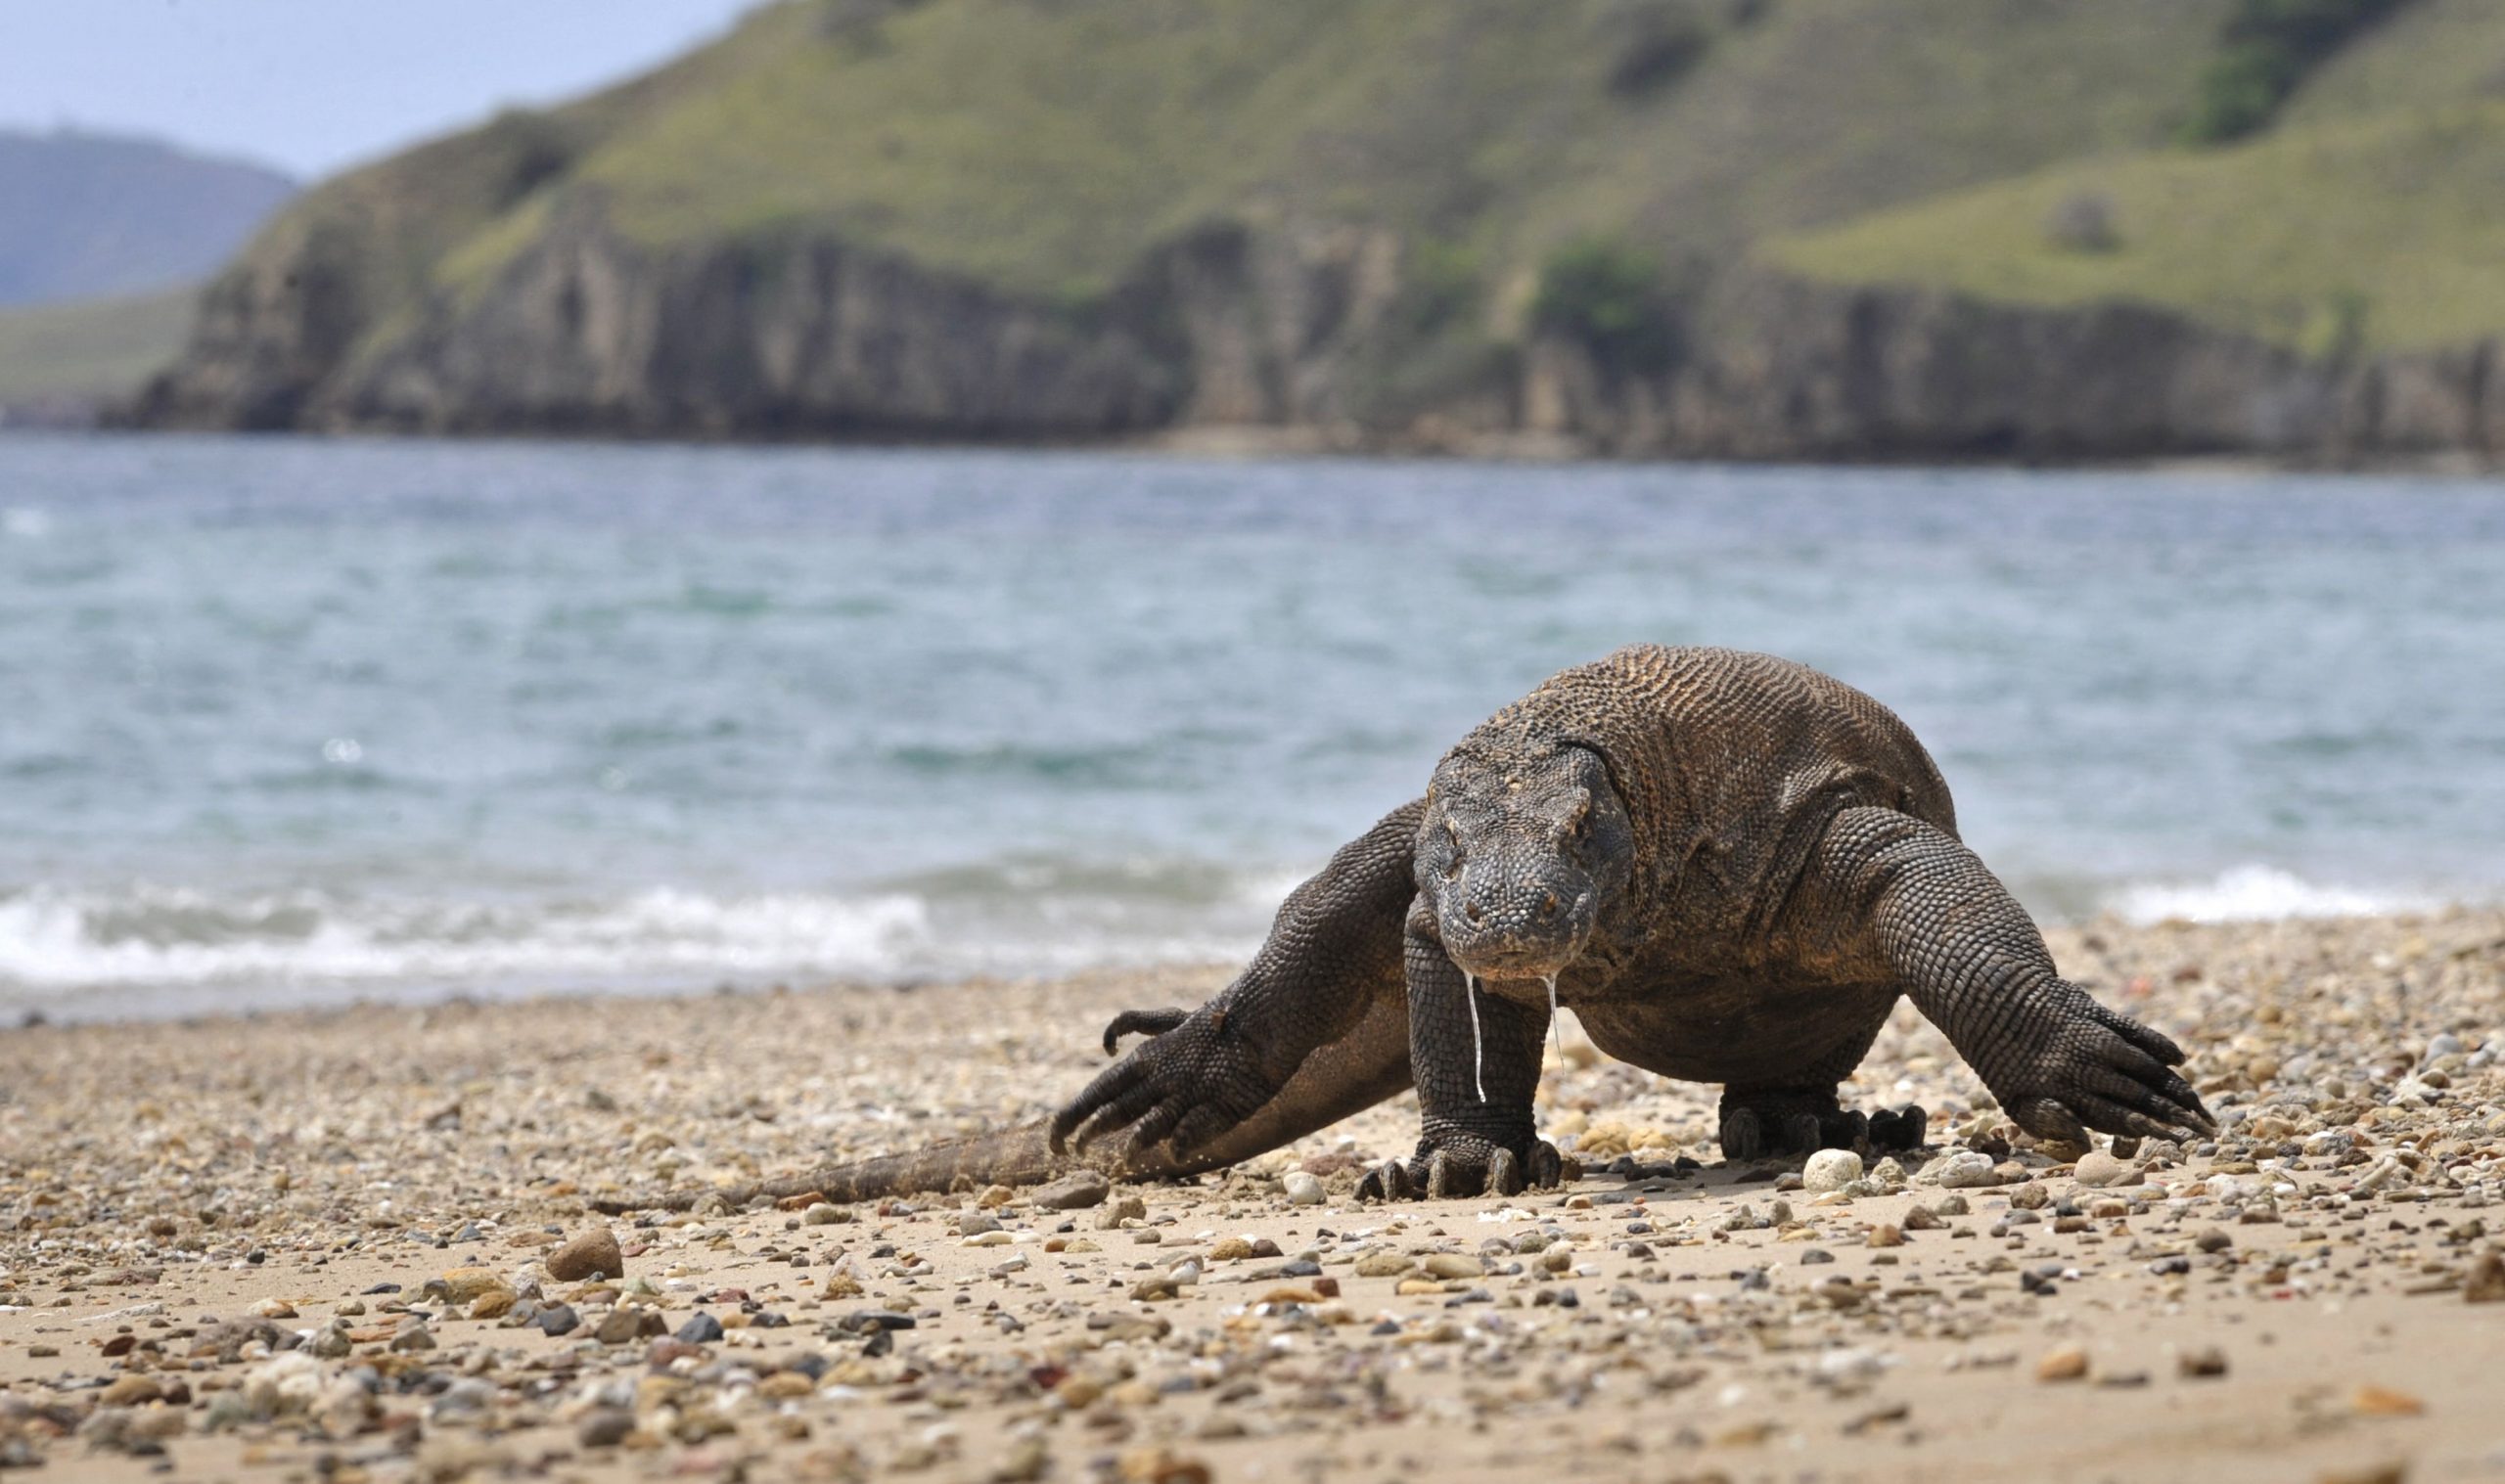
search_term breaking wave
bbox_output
[2105,865,2439,924]
[0,876,1277,1020]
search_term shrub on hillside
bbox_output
[2182,0,2417,145]
[1531,238,1677,378]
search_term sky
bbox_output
[0,0,765,180]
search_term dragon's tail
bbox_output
[588,1121,1101,1214]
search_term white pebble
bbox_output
[1801,1149,1863,1193]
[1282,1172,1326,1205]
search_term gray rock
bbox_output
[1033,1170,1112,1210]
[1282,1171,1327,1205]
[1935,1150,2002,1189]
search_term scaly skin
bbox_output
[596,646,2210,1212]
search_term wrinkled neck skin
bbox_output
[1413,736,1636,998]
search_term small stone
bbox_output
[1801,1149,1863,1193]
[1902,1204,1943,1232]
[250,1297,297,1320]
[577,1408,636,1448]
[2177,1345,2228,1378]
[978,1184,1017,1209]
[960,1230,1013,1247]
[1421,1253,1485,1281]
[1282,1172,1326,1205]
[1355,1251,1416,1279]
[1208,1237,1253,1262]
[531,1303,580,1337]
[802,1202,854,1225]
[957,1211,1002,1237]
[99,1375,161,1407]
[546,1228,623,1282]
[676,1312,724,1344]
[2073,1150,2131,1188]
[2464,1252,2505,1303]
[1936,1151,2001,1189]
[2350,1385,2424,1417]
[388,1323,436,1352]
[2035,1345,2088,1382]
[1034,1170,1112,1210]
[2193,1227,2234,1253]
[469,1287,517,1320]
[1866,1224,1904,1248]
[1098,1195,1149,1230]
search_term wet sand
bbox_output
[2,910,2501,1483]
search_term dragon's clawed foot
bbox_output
[1718,1093,1927,1162]
[1355,1136,1569,1202]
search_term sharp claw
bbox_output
[1529,1142,1564,1190]
[1425,1148,1459,1200]
[1720,1108,1765,1162]
[1781,1112,1822,1154]
[1487,1147,1522,1196]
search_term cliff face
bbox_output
[130,196,2496,464]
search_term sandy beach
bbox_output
[2,909,2500,1484]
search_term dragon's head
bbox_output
[1417,736,1633,981]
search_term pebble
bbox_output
[2073,1150,2131,1188]
[531,1303,580,1337]
[546,1227,624,1282]
[1421,1253,1485,1281]
[1354,1251,1416,1279]
[1282,1171,1326,1205]
[1935,1151,2002,1188]
[2035,1345,2089,1382]
[1033,1169,1112,1210]
[1801,1148,1863,1193]
[577,1408,637,1448]
[1098,1194,1148,1230]
[2177,1345,2229,1378]
[676,1312,724,1343]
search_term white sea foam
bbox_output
[2106,865,2436,924]
[0,884,931,993]
[0,877,1266,1018]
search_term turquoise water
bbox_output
[2,433,2500,1017]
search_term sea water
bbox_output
[2,433,2499,1018]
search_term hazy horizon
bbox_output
[0,0,761,179]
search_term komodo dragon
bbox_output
[594,646,2209,1212]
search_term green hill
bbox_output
[133,0,2505,459]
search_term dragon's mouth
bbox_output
[1444,937,1581,982]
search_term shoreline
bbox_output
[1,908,2499,1481]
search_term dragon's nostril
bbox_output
[1463,901,1484,923]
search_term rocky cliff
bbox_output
[130,194,2490,463]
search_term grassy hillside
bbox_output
[1769,101,2505,355]
[258,0,2238,327]
[0,288,194,407]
